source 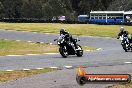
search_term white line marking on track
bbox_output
[6,55,23,56]
[23,69,30,71]
[6,70,14,72]
[86,50,91,52]
[50,67,58,69]
[64,66,73,69]
[36,68,43,70]
[85,48,102,52]
[105,37,111,39]
[44,53,58,55]
[45,33,50,34]
[49,43,53,45]
[26,54,40,56]
[96,48,102,51]
[5,53,58,57]
[124,62,132,64]
[27,41,32,43]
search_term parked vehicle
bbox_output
[78,11,132,24]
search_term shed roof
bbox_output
[90,11,124,14]
[124,11,132,15]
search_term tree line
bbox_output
[0,0,132,21]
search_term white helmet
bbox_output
[120,27,124,31]
[120,27,124,29]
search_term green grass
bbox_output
[82,46,97,51]
[0,23,132,38]
[0,39,58,56]
[0,68,57,82]
[0,40,96,56]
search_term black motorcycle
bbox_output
[119,34,132,52]
[54,34,83,58]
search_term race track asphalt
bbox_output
[0,29,132,88]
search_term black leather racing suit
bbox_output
[60,31,78,49]
[117,30,132,44]
[117,30,125,39]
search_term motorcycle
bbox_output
[54,34,83,58]
[119,34,132,52]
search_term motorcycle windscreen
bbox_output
[58,34,65,43]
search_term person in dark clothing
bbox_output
[117,27,131,45]
[117,27,125,39]
[60,28,78,49]
[117,27,129,39]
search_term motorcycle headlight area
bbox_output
[57,42,60,44]
[58,38,64,44]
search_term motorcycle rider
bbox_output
[117,27,130,45]
[60,28,78,50]
[117,26,125,39]
[117,27,130,39]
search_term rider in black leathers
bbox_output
[117,27,132,44]
[117,27,129,39]
[60,28,78,49]
[117,27,125,39]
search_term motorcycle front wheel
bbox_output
[122,44,128,52]
[76,45,83,57]
[59,46,68,58]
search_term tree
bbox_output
[107,0,132,11]
[0,0,131,20]
[0,1,4,18]
[21,0,43,18]
[1,0,23,18]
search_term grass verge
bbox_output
[0,68,57,83]
[0,23,132,38]
[82,46,97,51]
[0,39,96,56]
[0,39,58,56]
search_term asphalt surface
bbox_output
[0,29,132,88]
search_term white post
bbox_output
[106,14,107,23]
[123,14,124,23]
[90,14,91,20]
